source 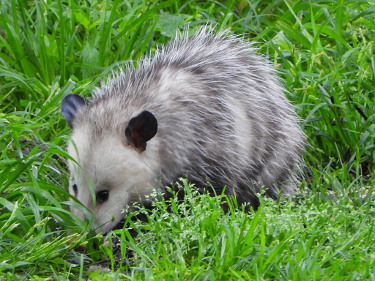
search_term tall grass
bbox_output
[0,0,374,279]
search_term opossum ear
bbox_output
[61,94,86,129]
[125,111,158,153]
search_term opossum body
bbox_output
[62,28,305,233]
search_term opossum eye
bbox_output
[96,190,109,203]
[72,184,78,195]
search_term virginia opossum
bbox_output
[62,27,305,233]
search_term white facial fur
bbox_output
[68,128,160,233]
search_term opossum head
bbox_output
[61,94,158,233]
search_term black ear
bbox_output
[61,94,86,129]
[125,111,158,153]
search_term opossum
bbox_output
[61,27,305,233]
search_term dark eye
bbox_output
[72,184,78,195]
[96,190,109,203]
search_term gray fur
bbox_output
[62,27,305,233]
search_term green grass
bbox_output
[0,0,374,279]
